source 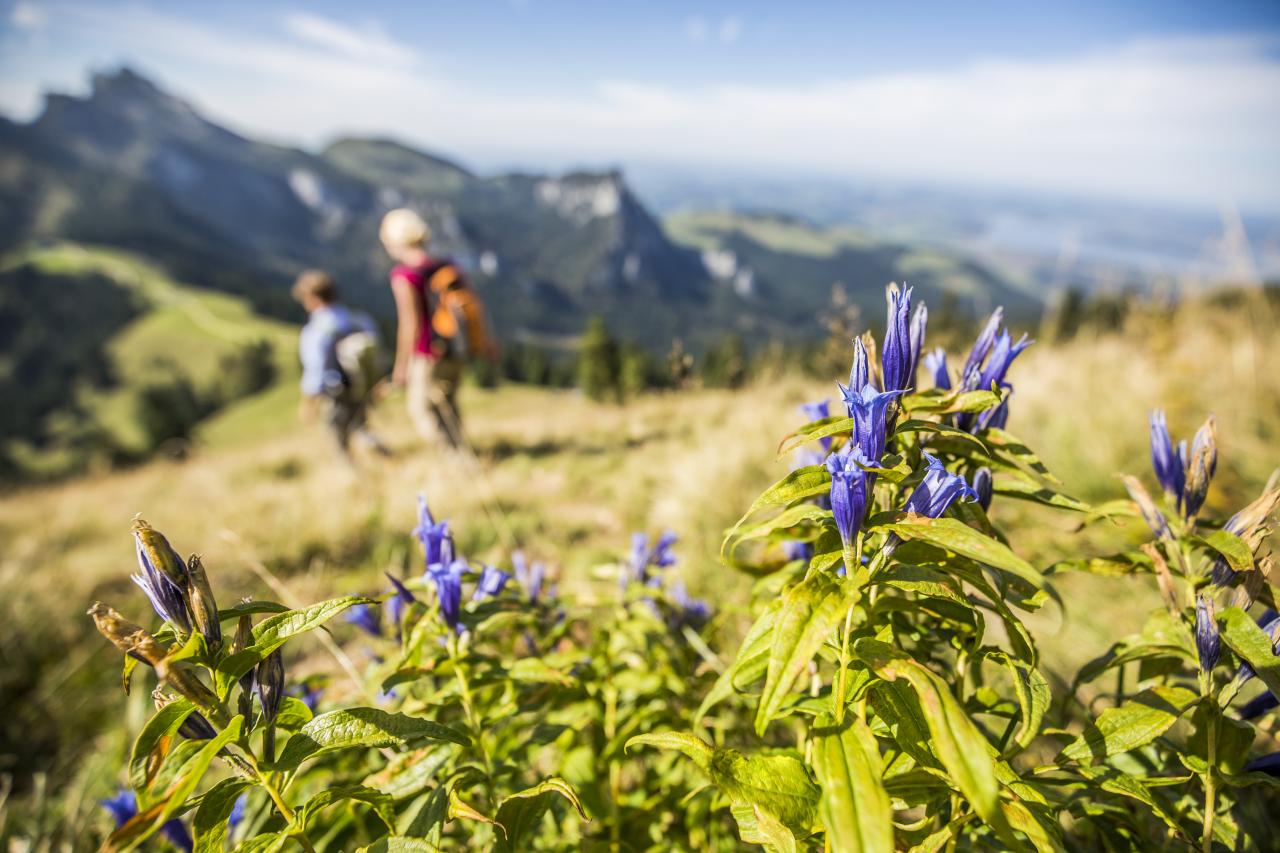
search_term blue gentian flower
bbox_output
[345,602,382,637]
[827,445,874,547]
[1239,692,1279,720]
[428,559,466,632]
[473,566,511,601]
[782,540,813,563]
[881,284,915,393]
[972,468,994,512]
[625,531,678,586]
[413,493,454,568]
[101,788,192,851]
[1149,410,1185,508]
[1122,476,1172,541]
[513,551,547,603]
[960,307,1004,385]
[923,347,951,391]
[384,573,417,632]
[1245,752,1280,778]
[974,330,1032,395]
[132,526,191,632]
[800,399,833,451]
[848,336,872,395]
[902,454,979,518]
[1195,594,1220,674]
[669,580,711,630]
[841,384,904,465]
[228,794,248,830]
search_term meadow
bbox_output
[1,265,1277,850]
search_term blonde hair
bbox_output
[291,269,337,304]
[380,208,431,249]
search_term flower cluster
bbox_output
[131,519,221,650]
[624,530,678,587]
[1149,410,1217,520]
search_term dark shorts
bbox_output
[325,394,368,449]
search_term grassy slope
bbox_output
[3,244,300,454]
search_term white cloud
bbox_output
[683,16,706,43]
[10,1,47,29]
[2,5,1277,210]
[280,12,417,67]
[718,16,741,44]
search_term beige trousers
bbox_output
[407,355,465,448]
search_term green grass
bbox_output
[664,210,878,257]
[6,243,300,452]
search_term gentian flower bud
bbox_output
[254,650,285,724]
[1245,752,1280,777]
[183,555,221,652]
[976,389,1012,432]
[428,559,466,632]
[971,468,994,511]
[1239,692,1279,721]
[1195,594,1220,674]
[131,519,192,633]
[384,573,417,633]
[902,454,979,519]
[1121,476,1171,541]
[1149,410,1185,508]
[923,347,951,391]
[848,336,872,395]
[907,302,928,390]
[473,566,511,601]
[345,603,383,637]
[975,331,1032,397]
[960,307,1004,387]
[1181,416,1217,520]
[1211,488,1280,586]
[827,445,873,547]
[881,283,915,393]
[155,690,219,740]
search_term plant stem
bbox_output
[605,684,622,853]
[834,603,855,724]
[1202,713,1217,852]
[242,753,315,853]
[448,638,496,809]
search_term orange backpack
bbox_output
[425,263,495,361]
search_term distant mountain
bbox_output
[0,68,1039,349]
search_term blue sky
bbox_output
[3,1,1279,210]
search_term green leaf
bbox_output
[893,419,991,456]
[777,416,853,457]
[984,651,1051,751]
[751,804,798,853]
[1000,801,1064,853]
[294,784,395,833]
[903,388,1002,415]
[992,477,1094,514]
[272,708,468,771]
[1220,606,1280,700]
[448,789,504,837]
[628,734,818,837]
[625,730,714,771]
[696,599,781,724]
[105,717,245,853]
[756,572,859,735]
[1057,685,1196,764]
[737,465,831,520]
[982,428,1062,485]
[129,699,197,797]
[192,777,252,853]
[854,640,1014,845]
[215,595,372,695]
[876,514,1044,589]
[363,745,459,802]
[812,717,894,853]
[1073,766,1189,842]
[495,777,588,852]
[723,505,831,567]
[1194,530,1254,574]
[217,600,289,620]
[359,839,443,853]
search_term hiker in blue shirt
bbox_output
[293,270,390,462]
